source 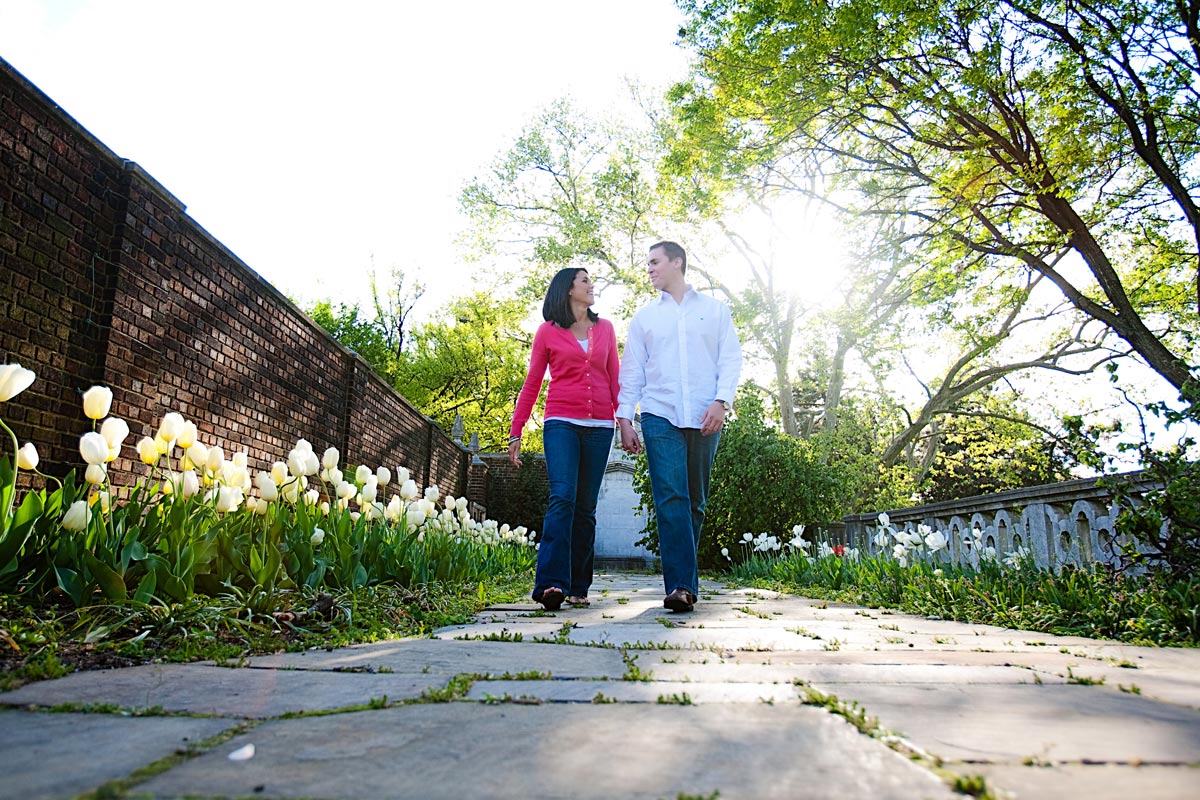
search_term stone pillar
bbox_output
[593,417,655,568]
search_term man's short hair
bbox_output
[650,240,687,275]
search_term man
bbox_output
[617,241,742,612]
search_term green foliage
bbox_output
[672,0,1197,392]
[1094,390,1200,580]
[634,390,853,569]
[918,395,1072,503]
[394,292,535,452]
[308,301,398,381]
[730,549,1200,646]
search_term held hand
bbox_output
[618,420,642,454]
[507,439,523,467]
[699,401,727,436]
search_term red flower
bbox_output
[832,545,845,557]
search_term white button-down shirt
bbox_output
[616,285,742,429]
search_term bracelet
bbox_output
[508,435,521,444]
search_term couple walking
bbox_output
[508,241,742,613]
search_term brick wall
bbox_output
[479,452,549,535]
[0,57,477,503]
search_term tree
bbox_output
[916,392,1073,502]
[673,0,1198,393]
[460,98,667,314]
[395,292,535,452]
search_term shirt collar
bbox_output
[656,283,696,305]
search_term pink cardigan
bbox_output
[510,318,621,438]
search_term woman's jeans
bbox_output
[534,421,613,599]
[640,413,721,597]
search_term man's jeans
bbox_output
[640,413,721,597]
[534,420,613,600]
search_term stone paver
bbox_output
[3,569,1199,799]
[0,709,235,800]
[136,703,955,800]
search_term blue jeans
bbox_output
[641,413,721,597]
[534,421,613,600]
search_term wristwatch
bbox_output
[716,399,731,411]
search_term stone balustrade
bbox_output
[843,470,1157,571]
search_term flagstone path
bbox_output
[2,572,1198,799]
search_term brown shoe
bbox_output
[663,588,696,613]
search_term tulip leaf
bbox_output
[54,564,88,607]
[85,551,128,601]
[132,570,157,604]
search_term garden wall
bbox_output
[0,56,480,504]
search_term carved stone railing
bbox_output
[843,470,1157,571]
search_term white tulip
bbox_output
[310,528,325,546]
[424,485,439,502]
[79,431,109,465]
[400,479,418,501]
[255,471,278,501]
[154,434,172,455]
[361,481,378,504]
[294,438,313,454]
[136,436,158,465]
[99,417,130,449]
[336,480,356,500]
[16,442,38,471]
[85,463,107,485]
[216,486,242,513]
[924,529,949,552]
[376,466,391,486]
[355,465,372,485]
[0,363,36,402]
[177,420,197,449]
[91,490,111,513]
[304,451,319,475]
[305,489,320,506]
[62,500,91,531]
[205,446,224,473]
[396,467,409,484]
[186,442,208,468]
[322,447,339,470]
[181,470,200,498]
[456,497,468,512]
[158,412,185,442]
[270,461,288,485]
[232,451,248,469]
[81,386,113,420]
[288,451,307,477]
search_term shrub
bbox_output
[634,392,852,568]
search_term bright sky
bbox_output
[0,0,692,312]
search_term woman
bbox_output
[509,267,620,610]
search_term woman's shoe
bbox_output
[566,595,590,606]
[538,587,564,611]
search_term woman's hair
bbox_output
[542,267,599,328]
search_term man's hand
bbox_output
[699,401,727,436]
[507,439,523,467]
[617,418,642,454]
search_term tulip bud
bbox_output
[255,471,278,502]
[354,465,372,485]
[186,442,208,468]
[456,497,468,512]
[322,447,339,470]
[400,479,418,501]
[154,434,172,455]
[206,446,225,473]
[216,486,241,513]
[90,490,112,513]
[396,467,410,485]
[320,501,330,515]
[288,451,307,478]
[231,451,248,469]
[336,480,356,500]
[294,438,313,454]
[80,432,109,466]
[376,466,391,486]
[270,461,288,485]
[62,500,91,531]
[310,528,325,546]
[181,469,200,497]
[177,420,198,449]
[136,436,158,465]
[85,463,107,485]
[305,489,320,506]
[16,442,38,471]
[424,486,440,502]
[158,412,184,442]
[81,386,113,420]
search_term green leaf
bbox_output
[54,564,88,607]
[84,551,128,601]
[132,570,157,604]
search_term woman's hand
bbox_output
[507,438,523,467]
[617,419,641,454]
